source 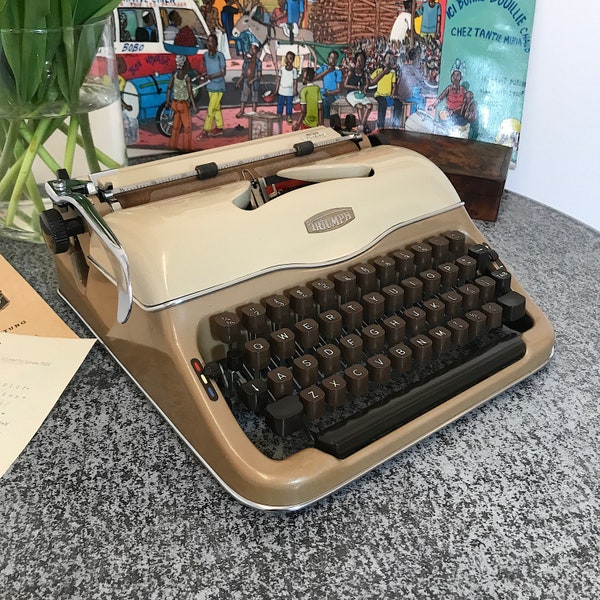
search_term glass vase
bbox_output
[0,17,127,243]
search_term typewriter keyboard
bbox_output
[205,230,531,460]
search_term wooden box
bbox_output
[379,130,512,222]
[248,112,283,141]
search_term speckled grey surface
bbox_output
[1,192,599,599]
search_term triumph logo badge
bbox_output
[305,208,355,234]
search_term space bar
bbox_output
[314,334,526,459]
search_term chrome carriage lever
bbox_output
[44,178,132,324]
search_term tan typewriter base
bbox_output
[52,204,554,511]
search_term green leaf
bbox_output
[73,0,121,25]
[23,0,52,28]
[1,29,45,104]
[0,1,54,105]
[50,19,98,107]
[58,0,75,27]
[0,1,119,110]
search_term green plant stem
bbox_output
[78,111,101,173]
[18,121,62,174]
[24,171,45,233]
[57,120,122,170]
[5,117,54,225]
[0,117,63,204]
[63,113,79,174]
[0,151,26,201]
[0,120,21,180]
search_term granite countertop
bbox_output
[1,192,599,599]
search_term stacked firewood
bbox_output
[308,0,399,44]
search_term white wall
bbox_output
[505,3,600,232]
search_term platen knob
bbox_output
[39,208,84,254]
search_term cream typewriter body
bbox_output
[41,128,554,510]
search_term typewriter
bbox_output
[40,127,554,511]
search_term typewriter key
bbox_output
[410,242,432,272]
[270,328,296,360]
[294,318,320,349]
[423,298,445,326]
[211,312,241,344]
[391,248,415,279]
[437,262,459,289]
[361,324,386,355]
[474,276,496,303]
[339,301,364,331]
[490,269,512,296]
[318,310,343,341]
[321,374,347,407]
[267,366,294,399]
[339,334,363,365]
[361,292,386,323]
[464,310,487,340]
[240,302,267,335]
[344,364,369,396]
[244,338,271,370]
[331,270,357,302]
[429,326,452,355]
[367,354,392,384]
[265,396,304,437]
[444,230,466,257]
[316,344,341,376]
[289,286,314,317]
[388,343,412,373]
[381,284,404,314]
[371,255,396,287]
[293,354,319,388]
[352,263,377,294]
[239,379,268,412]
[265,295,291,328]
[447,318,469,347]
[409,334,433,364]
[455,255,477,282]
[400,277,423,306]
[497,291,526,323]
[299,386,326,420]
[481,302,503,329]
[426,235,450,264]
[458,284,480,311]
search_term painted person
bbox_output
[271,0,287,26]
[292,67,322,130]
[200,0,223,34]
[197,33,227,138]
[432,69,466,115]
[221,0,242,42]
[344,50,372,133]
[274,51,299,124]
[164,10,182,42]
[369,50,399,131]
[315,50,342,122]
[416,0,442,38]
[283,0,303,42]
[166,53,198,151]
[236,41,262,117]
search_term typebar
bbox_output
[314,332,525,458]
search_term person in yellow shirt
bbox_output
[369,51,400,131]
